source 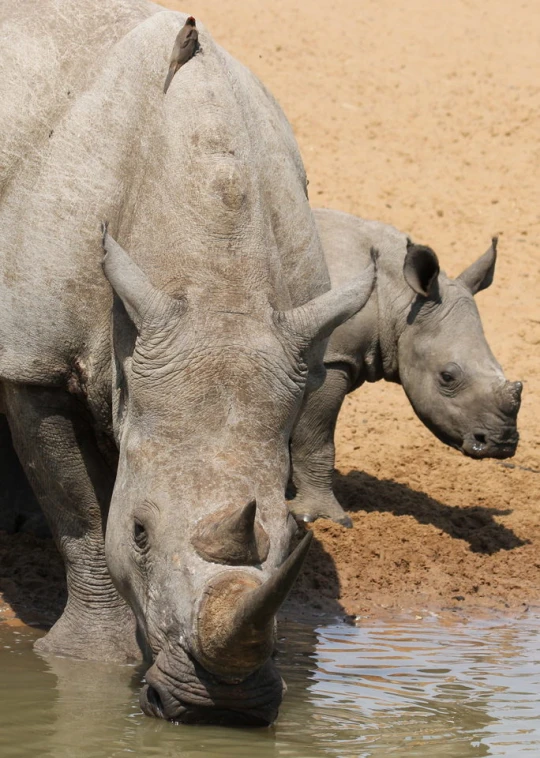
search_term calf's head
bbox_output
[100,227,374,724]
[396,237,521,459]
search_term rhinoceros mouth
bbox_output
[140,682,276,725]
[140,647,283,726]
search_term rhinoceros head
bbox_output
[99,226,374,724]
[396,237,522,459]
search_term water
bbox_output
[1,614,539,757]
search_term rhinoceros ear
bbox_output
[404,240,440,298]
[101,222,183,330]
[457,237,497,295]
[277,249,377,345]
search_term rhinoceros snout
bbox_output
[461,427,519,459]
[140,649,283,726]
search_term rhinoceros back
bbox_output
[0,0,326,387]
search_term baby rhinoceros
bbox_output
[289,208,522,526]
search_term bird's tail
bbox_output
[163,65,176,94]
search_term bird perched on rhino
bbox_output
[163,16,199,94]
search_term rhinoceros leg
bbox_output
[289,364,352,527]
[3,384,140,663]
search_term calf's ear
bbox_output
[457,237,497,295]
[403,240,440,297]
[277,248,377,345]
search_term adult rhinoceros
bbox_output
[0,2,374,725]
[289,209,522,526]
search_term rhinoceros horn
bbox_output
[276,249,376,345]
[196,531,313,679]
[498,380,523,415]
[192,500,270,565]
[101,224,185,329]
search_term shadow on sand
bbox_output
[333,468,528,555]
[0,416,64,629]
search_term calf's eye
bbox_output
[439,363,463,387]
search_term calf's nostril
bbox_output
[473,433,487,445]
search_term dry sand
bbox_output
[1,0,539,627]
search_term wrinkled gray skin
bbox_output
[0,2,375,725]
[289,209,522,526]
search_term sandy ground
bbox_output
[1,0,539,628]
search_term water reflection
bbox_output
[1,615,540,757]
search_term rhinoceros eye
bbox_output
[439,363,462,388]
[134,519,148,550]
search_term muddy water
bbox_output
[1,615,539,757]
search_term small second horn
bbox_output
[192,500,270,565]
